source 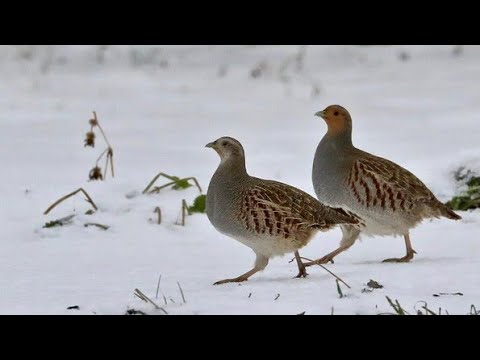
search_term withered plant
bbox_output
[84,111,115,181]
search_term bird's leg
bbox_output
[213,267,262,285]
[294,251,308,278]
[382,233,417,263]
[304,225,359,267]
[214,254,268,285]
[303,246,348,267]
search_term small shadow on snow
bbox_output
[351,256,461,265]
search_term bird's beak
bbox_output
[205,141,216,148]
[315,110,326,119]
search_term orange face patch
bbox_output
[319,105,351,135]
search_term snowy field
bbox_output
[1,45,479,315]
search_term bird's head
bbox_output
[205,136,245,162]
[315,105,352,135]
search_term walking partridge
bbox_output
[205,136,358,285]
[308,105,461,265]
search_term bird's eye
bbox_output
[334,111,339,116]
[222,141,228,146]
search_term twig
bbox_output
[95,147,109,165]
[274,294,280,301]
[143,172,167,194]
[156,275,162,299]
[150,178,201,194]
[93,111,111,148]
[108,148,114,178]
[176,199,190,226]
[84,223,109,230]
[336,280,344,298]
[385,296,409,315]
[44,188,98,215]
[134,288,168,315]
[154,207,162,224]
[143,172,202,194]
[155,275,167,305]
[186,177,202,194]
[91,111,115,179]
[298,256,351,289]
[149,181,178,194]
[177,282,186,303]
[415,301,437,315]
[103,150,110,179]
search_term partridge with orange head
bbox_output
[308,105,461,265]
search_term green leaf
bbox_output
[43,220,64,228]
[188,194,206,214]
[446,171,480,210]
[43,214,76,229]
[466,176,480,188]
[172,178,193,190]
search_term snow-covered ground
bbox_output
[1,45,479,315]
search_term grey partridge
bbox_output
[205,136,359,285]
[308,105,461,265]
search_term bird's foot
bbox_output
[213,276,249,286]
[382,250,417,263]
[294,268,308,278]
[304,256,335,267]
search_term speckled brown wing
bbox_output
[239,180,358,242]
[347,152,437,213]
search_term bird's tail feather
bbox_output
[442,205,462,220]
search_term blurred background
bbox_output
[1,45,480,314]
[1,45,478,197]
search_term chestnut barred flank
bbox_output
[205,136,358,284]
[239,180,358,247]
[311,104,461,264]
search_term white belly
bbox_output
[229,232,309,258]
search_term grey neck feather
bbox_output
[213,153,249,187]
[320,128,354,155]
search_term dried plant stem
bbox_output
[108,148,114,178]
[103,151,110,179]
[96,147,109,165]
[299,256,351,289]
[93,111,111,148]
[336,280,344,298]
[177,282,186,303]
[154,207,162,224]
[91,111,115,179]
[134,288,168,315]
[156,275,162,299]
[143,172,168,194]
[183,177,202,193]
[143,172,202,194]
[84,223,109,230]
[177,199,191,226]
[44,188,98,215]
[150,181,178,193]
[155,275,167,305]
[385,296,409,315]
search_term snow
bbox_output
[1,45,479,315]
